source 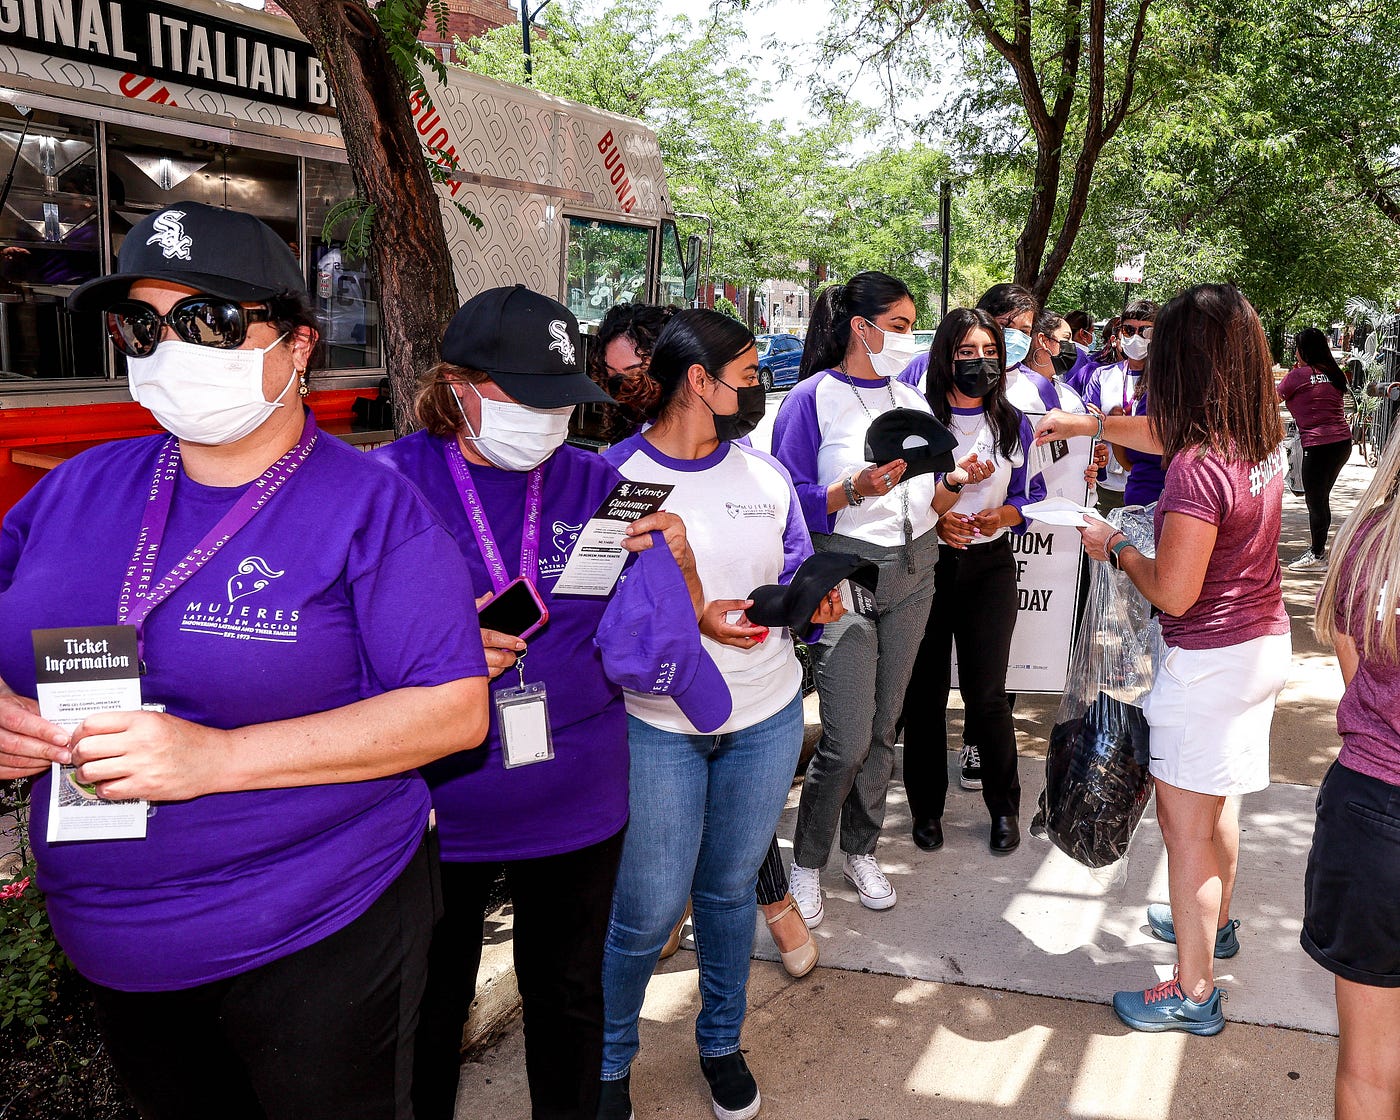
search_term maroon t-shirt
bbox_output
[1330,522,1400,786]
[1153,446,1290,649]
[1277,365,1351,448]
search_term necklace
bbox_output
[950,411,982,438]
[837,364,914,573]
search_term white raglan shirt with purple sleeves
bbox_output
[769,369,941,547]
[1083,359,1144,492]
[603,435,812,736]
[899,359,1046,543]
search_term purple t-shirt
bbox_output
[1329,524,1400,786]
[0,428,488,991]
[1152,445,1290,650]
[1122,393,1167,507]
[1277,365,1351,448]
[375,433,631,862]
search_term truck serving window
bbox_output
[565,217,649,329]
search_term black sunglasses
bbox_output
[105,296,274,358]
[1119,323,1153,338]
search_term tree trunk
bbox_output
[279,0,459,436]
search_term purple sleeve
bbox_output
[900,352,930,391]
[770,385,835,537]
[1032,370,1061,411]
[0,485,32,593]
[1082,366,1106,410]
[778,465,815,584]
[1064,347,1094,395]
[1006,414,1046,535]
[350,524,490,690]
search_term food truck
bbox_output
[0,0,700,512]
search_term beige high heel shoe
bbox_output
[762,894,819,978]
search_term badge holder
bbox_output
[496,654,554,769]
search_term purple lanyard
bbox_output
[1122,369,1139,412]
[118,412,319,665]
[444,438,543,593]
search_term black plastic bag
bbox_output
[1032,505,1159,868]
[1039,691,1152,867]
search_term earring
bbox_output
[297,369,309,398]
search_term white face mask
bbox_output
[128,335,292,446]
[859,321,922,378]
[456,383,572,471]
[1120,333,1151,361]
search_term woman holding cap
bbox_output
[771,272,987,926]
[596,309,840,1120]
[0,201,491,1119]
[375,285,712,1120]
[900,308,1045,855]
[1042,284,1289,1035]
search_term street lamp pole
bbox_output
[520,0,553,83]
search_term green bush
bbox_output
[0,860,71,1046]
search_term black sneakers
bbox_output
[700,1052,761,1120]
[596,1074,634,1120]
[960,743,983,789]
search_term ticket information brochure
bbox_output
[33,625,149,842]
[552,480,674,596]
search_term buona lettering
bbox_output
[596,130,638,214]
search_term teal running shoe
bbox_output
[1145,903,1240,959]
[1113,973,1226,1035]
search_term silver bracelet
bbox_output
[843,474,863,507]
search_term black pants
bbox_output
[901,537,1022,821]
[755,835,788,906]
[412,828,626,1120]
[91,837,438,1120]
[1302,438,1352,554]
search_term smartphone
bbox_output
[476,577,549,640]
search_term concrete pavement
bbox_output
[452,447,1370,1119]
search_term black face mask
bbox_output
[1050,339,1078,377]
[704,379,767,441]
[952,358,1000,399]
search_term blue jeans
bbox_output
[601,691,804,1076]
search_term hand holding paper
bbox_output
[1020,497,1115,528]
[69,708,226,803]
[0,690,70,779]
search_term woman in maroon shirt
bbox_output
[1277,327,1353,571]
[1037,284,1290,1036]
[1308,430,1400,1120]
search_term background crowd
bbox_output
[0,204,1393,1120]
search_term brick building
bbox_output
[262,0,515,58]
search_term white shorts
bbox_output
[1142,632,1292,796]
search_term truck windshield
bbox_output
[565,217,649,329]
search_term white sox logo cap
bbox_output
[440,285,611,409]
[69,201,308,312]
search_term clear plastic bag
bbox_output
[1031,505,1159,868]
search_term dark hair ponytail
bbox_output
[798,270,913,381]
[645,308,756,420]
[925,307,1021,460]
[1294,326,1348,394]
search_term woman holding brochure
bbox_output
[0,203,492,1120]
[596,309,841,1120]
[375,285,721,1120]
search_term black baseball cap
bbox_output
[69,201,307,311]
[747,552,878,642]
[441,285,612,408]
[864,409,958,480]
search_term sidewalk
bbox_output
[453,450,1371,1119]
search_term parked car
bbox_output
[756,333,804,390]
[913,329,935,352]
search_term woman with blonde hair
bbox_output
[1306,430,1400,1118]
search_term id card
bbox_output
[496,682,554,769]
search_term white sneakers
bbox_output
[791,854,899,922]
[842,853,897,910]
[788,864,824,928]
[1288,550,1328,572]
